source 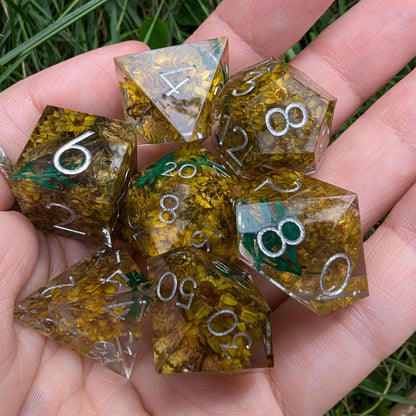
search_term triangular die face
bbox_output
[281,194,358,227]
[15,288,152,378]
[189,249,269,309]
[115,37,228,143]
[15,300,142,378]
[14,248,154,378]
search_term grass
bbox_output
[1,1,415,414]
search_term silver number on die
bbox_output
[45,203,86,236]
[158,194,180,224]
[265,102,308,136]
[53,130,94,175]
[160,65,196,96]
[320,253,352,297]
[254,178,301,193]
[257,217,305,258]
[232,70,267,96]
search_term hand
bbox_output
[0,1,415,415]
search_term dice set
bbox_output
[11,37,368,378]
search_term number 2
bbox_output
[217,115,251,166]
[40,275,76,298]
[38,317,77,336]
[45,203,86,236]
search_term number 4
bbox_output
[160,66,196,96]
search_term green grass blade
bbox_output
[0,55,26,86]
[142,0,166,45]
[0,0,107,66]
[386,358,416,376]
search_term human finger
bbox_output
[291,0,416,130]
[0,42,149,211]
[0,211,40,413]
[133,0,334,168]
[0,42,149,163]
[270,181,416,415]
[267,69,416,311]
[188,0,333,73]
[313,68,416,233]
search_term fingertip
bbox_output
[34,41,150,119]
[111,40,150,56]
[0,41,151,162]
[0,211,39,294]
[0,175,15,210]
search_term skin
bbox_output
[0,0,415,414]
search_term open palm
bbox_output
[1,1,416,415]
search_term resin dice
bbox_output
[213,58,335,175]
[116,142,238,258]
[147,247,273,373]
[8,106,137,246]
[115,37,228,143]
[236,168,368,316]
[14,248,154,378]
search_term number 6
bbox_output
[53,130,94,175]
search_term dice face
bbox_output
[8,106,137,245]
[236,169,368,316]
[115,37,228,144]
[117,142,238,258]
[213,58,335,175]
[14,248,154,378]
[147,247,273,373]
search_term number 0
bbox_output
[320,253,352,297]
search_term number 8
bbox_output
[257,217,305,258]
[265,102,308,136]
[158,194,180,224]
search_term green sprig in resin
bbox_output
[116,142,238,259]
[236,168,368,316]
[14,248,155,378]
[9,106,137,246]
